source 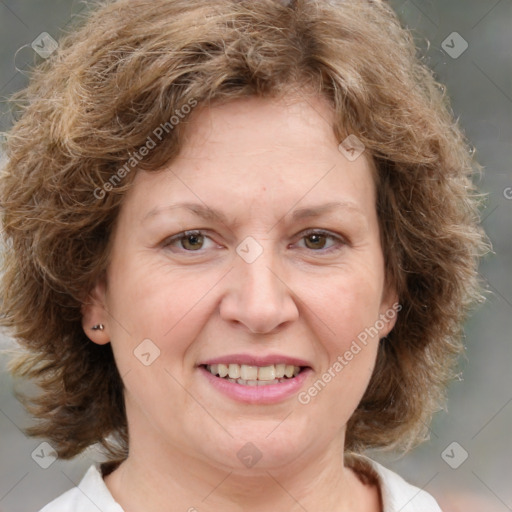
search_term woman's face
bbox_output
[85,93,397,472]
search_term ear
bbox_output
[81,277,111,345]
[377,281,400,339]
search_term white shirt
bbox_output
[39,457,442,512]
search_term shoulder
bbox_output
[38,465,124,512]
[351,455,443,512]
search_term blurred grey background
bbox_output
[0,1,511,511]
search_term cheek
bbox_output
[309,264,385,348]
[105,258,219,367]
[298,276,382,427]
[299,262,384,403]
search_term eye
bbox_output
[162,229,346,254]
[162,230,214,252]
[296,229,346,253]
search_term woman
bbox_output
[0,0,488,510]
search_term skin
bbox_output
[83,91,398,512]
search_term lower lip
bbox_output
[199,366,312,404]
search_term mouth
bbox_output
[198,354,313,403]
[201,363,305,386]
[198,359,312,404]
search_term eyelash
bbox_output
[162,229,346,255]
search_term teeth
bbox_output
[275,364,286,378]
[240,365,258,381]
[206,363,302,383]
[218,363,229,378]
[258,365,276,381]
[228,364,240,379]
[237,378,280,386]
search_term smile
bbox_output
[199,362,312,404]
[204,363,302,386]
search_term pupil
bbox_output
[306,234,325,250]
[183,234,203,250]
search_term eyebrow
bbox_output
[143,200,365,225]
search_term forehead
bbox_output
[122,93,378,228]
[180,93,344,161]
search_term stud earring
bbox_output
[91,324,105,331]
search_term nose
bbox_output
[219,245,299,334]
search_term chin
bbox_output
[196,419,316,472]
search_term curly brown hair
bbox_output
[0,0,488,463]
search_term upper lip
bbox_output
[200,354,312,368]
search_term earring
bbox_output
[91,324,105,331]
